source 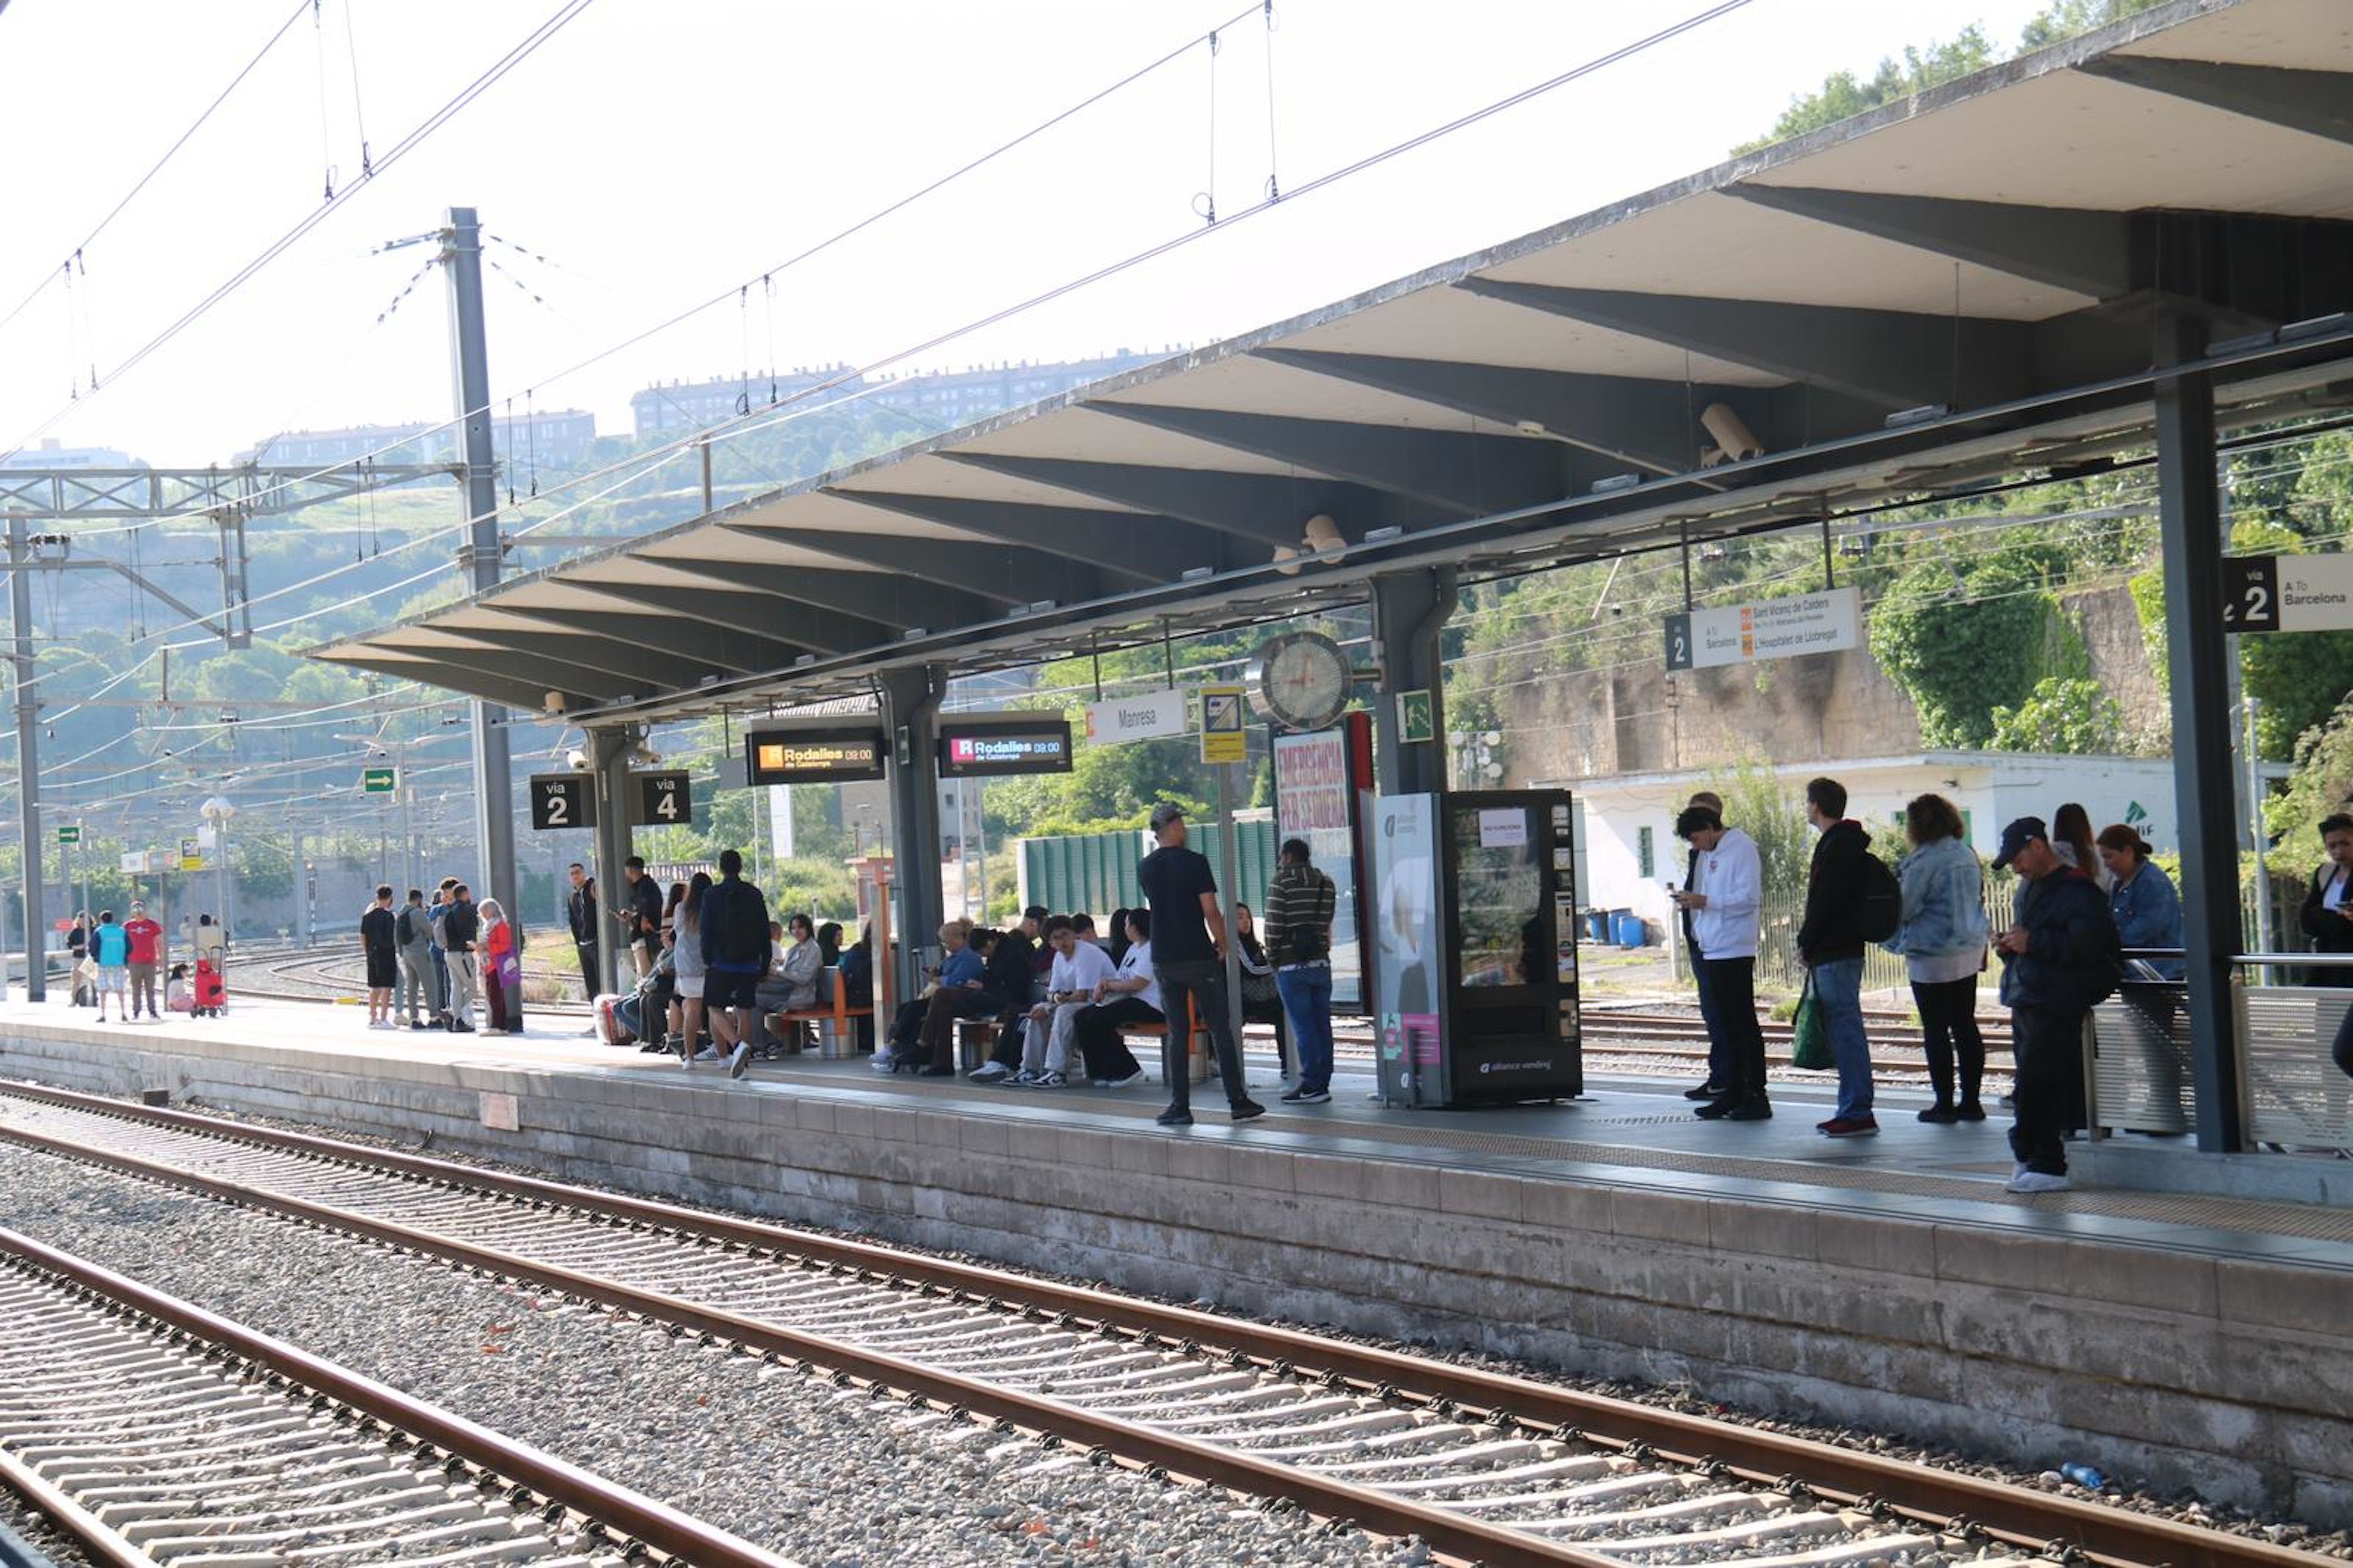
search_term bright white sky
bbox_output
[0,0,2057,469]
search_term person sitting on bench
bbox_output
[1071,910,1158,1087]
[1010,915,1116,1087]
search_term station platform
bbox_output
[0,996,2345,1527]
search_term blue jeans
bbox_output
[1276,965,1335,1093]
[1692,951,1727,1086]
[1810,957,1874,1120]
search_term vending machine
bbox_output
[1365,788,1581,1108]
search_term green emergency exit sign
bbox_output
[361,766,399,795]
[56,824,80,845]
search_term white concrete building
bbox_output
[1555,751,2178,933]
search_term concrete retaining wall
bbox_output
[4,1023,2346,1528]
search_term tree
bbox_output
[2018,0,2168,49]
[1988,676,2125,755]
[1867,546,2059,749]
[1736,29,1995,153]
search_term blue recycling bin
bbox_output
[1612,911,1646,949]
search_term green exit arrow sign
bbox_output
[56,824,80,845]
[361,766,399,795]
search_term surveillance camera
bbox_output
[565,748,589,772]
[543,690,567,714]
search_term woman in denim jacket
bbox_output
[1883,794,1992,1122]
[2097,825,2183,980]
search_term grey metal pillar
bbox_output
[1370,567,1458,796]
[8,515,46,1000]
[2155,319,2244,1153]
[878,666,947,1002]
[444,206,519,927]
[588,726,637,996]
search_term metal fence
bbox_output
[1746,870,2022,996]
[1017,818,1279,925]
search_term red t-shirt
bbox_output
[123,918,162,965]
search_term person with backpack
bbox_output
[1796,776,1896,1137]
[394,890,433,1028]
[699,848,773,1079]
[1992,817,2122,1193]
[91,909,131,1023]
[1264,837,1338,1104]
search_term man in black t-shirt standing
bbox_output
[1138,802,1266,1127]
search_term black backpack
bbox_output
[1859,854,1903,944]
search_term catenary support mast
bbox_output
[445,206,519,925]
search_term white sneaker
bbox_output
[1101,1069,1142,1088]
[1036,1071,1067,1089]
[727,1041,752,1079]
[871,1053,896,1072]
[969,1061,1010,1081]
[692,1046,722,1063]
[2005,1170,2073,1194]
[1007,1068,1039,1086]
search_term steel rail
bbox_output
[0,1218,790,1568]
[0,1112,1614,1568]
[0,1079,2309,1568]
[0,1441,147,1568]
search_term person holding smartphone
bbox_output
[1672,803,1770,1121]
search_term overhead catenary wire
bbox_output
[0,0,313,349]
[0,0,597,465]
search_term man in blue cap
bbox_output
[1990,816,2122,1194]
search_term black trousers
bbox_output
[1699,956,1767,1104]
[1155,960,1250,1113]
[575,941,599,1000]
[2009,1004,2084,1177]
[1073,997,1159,1080]
[1913,974,1986,1109]
[2335,1002,2353,1081]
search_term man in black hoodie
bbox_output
[1992,816,2121,1193]
[1796,777,1876,1137]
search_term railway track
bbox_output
[0,1081,2292,1568]
[234,945,2008,1066]
[0,1218,783,1568]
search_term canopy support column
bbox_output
[879,666,949,1002]
[2155,318,2245,1153]
[1371,567,1458,796]
[588,726,638,998]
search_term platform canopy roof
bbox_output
[314,0,2353,726]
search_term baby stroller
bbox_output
[193,957,226,1018]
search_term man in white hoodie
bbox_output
[1672,803,1770,1121]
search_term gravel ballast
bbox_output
[0,1143,1418,1567]
[13,1089,2342,1559]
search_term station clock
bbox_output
[1246,629,1353,732]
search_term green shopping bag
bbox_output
[1789,976,1833,1071]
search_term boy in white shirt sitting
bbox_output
[1012,915,1115,1088]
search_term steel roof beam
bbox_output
[428,626,736,691]
[369,642,638,703]
[635,558,946,640]
[711,522,1118,609]
[1091,403,1570,515]
[1455,279,2035,411]
[2077,56,2353,147]
[1253,349,1704,474]
[943,453,1411,548]
[564,578,884,655]
[1725,185,2134,298]
[331,651,607,711]
[484,604,810,675]
[819,489,1192,585]
[629,557,982,638]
